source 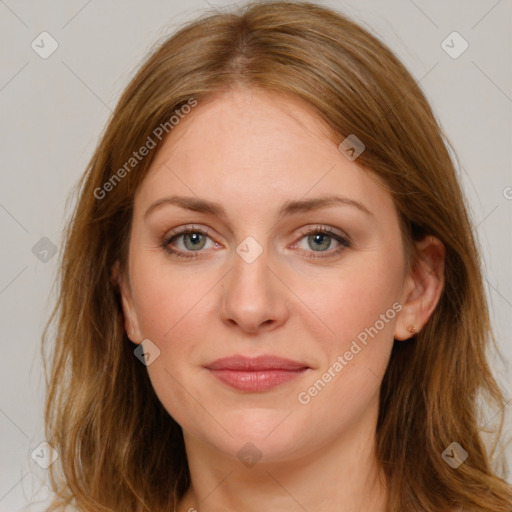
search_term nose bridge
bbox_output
[231,236,271,295]
[230,233,274,303]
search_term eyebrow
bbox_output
[144,194,373,220]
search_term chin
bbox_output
[198,410,311,464]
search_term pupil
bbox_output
[310,233,330,251]
[184,232,204,250]
[189,233,200,245]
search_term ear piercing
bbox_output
[407,324,416,335]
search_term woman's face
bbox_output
[119,87,413,463]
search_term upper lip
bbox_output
[205,355,309,371]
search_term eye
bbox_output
[162,226,217,259]
[292,225,351,260]
[162,224,351,260]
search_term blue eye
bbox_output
[294,226,351,259]
[162,225,351,260]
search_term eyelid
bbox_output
[163,224,216,243]
[162,225,215,247]
[294,224,351,244]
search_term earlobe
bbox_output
[394,235,446,341]
[112,260,143,344]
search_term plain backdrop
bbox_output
[1,0,511,510]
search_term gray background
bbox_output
[1,0,511,510]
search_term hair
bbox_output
[42,1,512,511]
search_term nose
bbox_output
[219,242,290,334]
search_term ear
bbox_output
[394,235,446,340]
[111,260,143,344]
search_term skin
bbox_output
[115,87,445,511]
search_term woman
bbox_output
[42,1,512,511]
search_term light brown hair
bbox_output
[42,1,512,510]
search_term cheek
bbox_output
[291,250,403,415]
[295,251,403,350]
[130,252,212,340]
[129,260,214,425]
[305,260,402,409]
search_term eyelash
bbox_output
[162,225,351,261]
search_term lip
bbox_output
[205,355,310,392]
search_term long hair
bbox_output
[42,1,512,510]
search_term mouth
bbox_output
[204,355,310,392]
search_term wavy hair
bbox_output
[42,1,512,510]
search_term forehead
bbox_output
[134,88,395,222]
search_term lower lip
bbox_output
[207,368,308,392]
